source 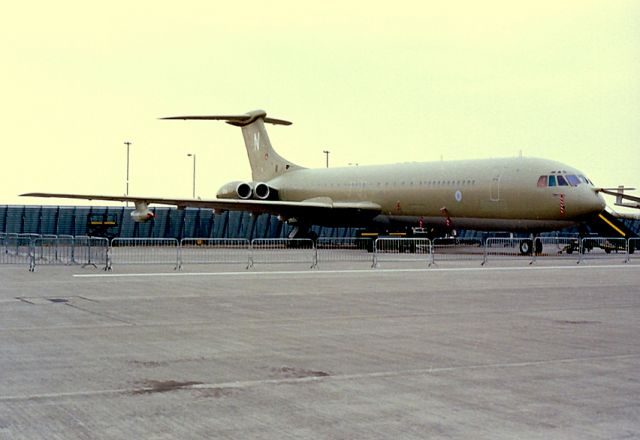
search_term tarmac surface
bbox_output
[0,261,639,439]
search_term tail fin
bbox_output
[162,110,303,182]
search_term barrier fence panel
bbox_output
[374,238,432,267]
[316,237,375,265]
[579,237,628,263]
[110,238,180,267]
[532,237,581,263]
[1,235,32,265]
[180,238,251,267]
[32,237,76,266]
[432,237,484,262]
[250,239,316,267]
[628,238,639,263]
[72,237,109,267]
[483,238,536,264]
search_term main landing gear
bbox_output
[287,224,318,242]
[519,238,543,255]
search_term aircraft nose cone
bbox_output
[591,190,606,213]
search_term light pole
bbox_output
[323,150,330,168]
[187,153,196,198]
[124,141,132,207]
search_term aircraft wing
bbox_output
[20,192,382,221]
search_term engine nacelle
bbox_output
[235,182,253,200]
[130,202,155,223]
[254,182,278,200]
[216,181,253,200]
[216,180,278,200]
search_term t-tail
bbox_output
[162,110,304,182]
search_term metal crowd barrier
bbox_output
[110,238,180,269]
[4,234,640,271]
[373,238,432,267]
[578,237,629,263]
[180,238,251,268]
[250,238,316,267]
[432,237,484,263]
[31,237,76,267]
[628,238,639,263]
[483,238,535,264]
[316,237,375,265]
[531,237,581,263]
[1,234,33,266]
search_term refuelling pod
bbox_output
[130,201,155,223]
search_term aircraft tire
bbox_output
[534,239,543,254]
[519,239,533,255]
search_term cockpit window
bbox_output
[566,175,580,186]
[578,175,594,185]
[548,175,557,187]
[537,176,547,187]
[557,175,569,186]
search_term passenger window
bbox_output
[548,176,557,187]
[566,175,580,186]
[557,175,569,186]
[537,176,547,187]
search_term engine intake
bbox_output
[254,182,271,200]
[236,182,253,200]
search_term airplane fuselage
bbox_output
[268,157,606,232]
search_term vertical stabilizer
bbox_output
[162,110,303,182]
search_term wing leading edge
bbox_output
[20,193,382,223]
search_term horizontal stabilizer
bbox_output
[161,110,291,126]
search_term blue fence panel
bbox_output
[0,206,7,233]
[194,209,213,238]
[266,215,282,238]
[55,207,75,235]
[181,209,199,238]
[22,206,41,234]
[119,208,136,238]
[166,208,185,239]
[72,207,91,236]
[226,211,244,238]
[151,208,169,238]
[212,212,228,238]
[251,213,270,239]
[40,207,59,235]
[5,206,25,234]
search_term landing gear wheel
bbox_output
[534,239,543,254]
[519,239,533,255]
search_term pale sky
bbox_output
[2,0,639,211]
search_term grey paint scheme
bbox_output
[22,110,606,232]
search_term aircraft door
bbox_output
[490,173,501,201]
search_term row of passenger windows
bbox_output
[537,174,593,188]
[319,179,477,188]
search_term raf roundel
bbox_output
[455,190,462,202]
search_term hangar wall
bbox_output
[0,205,358,239]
